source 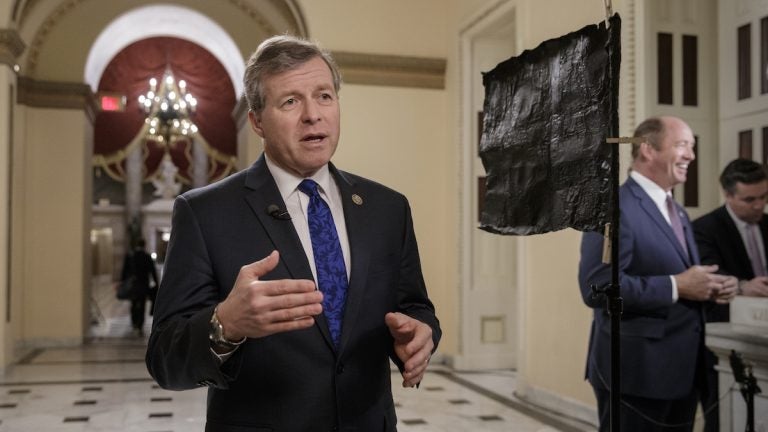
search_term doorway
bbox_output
[456,2,521,370]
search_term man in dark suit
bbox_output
[694,158,768,306]
[146,35,441,431]
[121,238,158,337]
[578,116,737,432]
[692,158,768,432]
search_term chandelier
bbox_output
[138,67,199,145]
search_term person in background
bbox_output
[692,158,768,432]
[121,238,158,337]
[578,116,737,432]
[146,35,441,431]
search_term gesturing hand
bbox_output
[385,312,434,388]
[676,265,727,301]
[216,251,323,340]
[714,276,738,304]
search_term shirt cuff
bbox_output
[669,275,678,302]
[210,346,238,364]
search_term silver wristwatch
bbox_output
[209,305,246,349]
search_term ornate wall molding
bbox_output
[25,0,298,77]
[231,51,448,121]
[17,77,98,123]
[0,28,25,67]
[333,51,447,89]
[226,0,278,36]
[283,0,309,37]
[24,0,80,76]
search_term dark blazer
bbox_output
[693,205,768,322]
[121,249,158,299]
[578,177,705,400]
[146,155,441,432]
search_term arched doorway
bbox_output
[90,35,238,337]
[6,0,306,353]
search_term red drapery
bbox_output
[94,37,238,183]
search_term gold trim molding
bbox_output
[333,51,447,89]
[0,28,26,67]
[25,0,80,76]
[25,0,301,76]
[17,77,98,123]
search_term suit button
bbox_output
[336,363,345,374]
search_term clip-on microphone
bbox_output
[266,204,291,221]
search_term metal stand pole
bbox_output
[730,350,762,432]
[599,136,642,432]
[608,138,622,432]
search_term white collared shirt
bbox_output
[211,156,354,363]
[630,170,680,301]
[265,155,351,282]
[630,171,673,224]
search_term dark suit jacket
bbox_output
[692,206,768,322]
[146,155,441,432]
[578,177,705,400]
[121,249,158,299]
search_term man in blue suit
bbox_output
[578,116,737,432]
[146,35,441,431]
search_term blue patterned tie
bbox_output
[298,179,348,348]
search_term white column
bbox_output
[192,138,208,188]
[124,144,143,222]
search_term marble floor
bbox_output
[0,278,596,431]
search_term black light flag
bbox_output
[479,14,621,235]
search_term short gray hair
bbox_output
[243,35,342,113]
[631,117,665,160]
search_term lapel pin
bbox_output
[352,194,363,205]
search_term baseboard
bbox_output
[443,352,516,370]
[515,383,598,429]
[16,336,84,359]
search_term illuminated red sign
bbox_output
[97,92,126,112]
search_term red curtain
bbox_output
[94,37,237,183]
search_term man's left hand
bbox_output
[385,312,433,388]
[714,275,739,304]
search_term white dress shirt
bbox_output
[630,171,680,301]
[211,157,353,363]
[265,155,351,282]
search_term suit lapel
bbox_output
[679,206,699,265]
[243,156,312,280]
[759,215,768,272]
[330,165,370,354]
[626,178,691,265]
[243,156,337,349]
[760,215,768,245]
[716,206,752,274]
[242,159,375,353]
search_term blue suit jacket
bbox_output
[146,155,441,431]
[578,177,705,400]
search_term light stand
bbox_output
[590,136,643,432]
[729,350,762,432]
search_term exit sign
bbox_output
[97,92,126,112]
